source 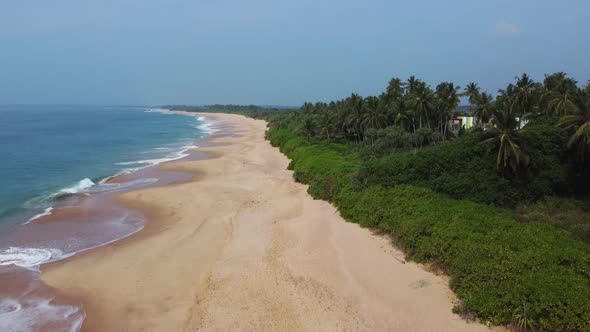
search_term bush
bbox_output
[266,125,590,331]
[362,126,414,158]
[337,185,590,330]
[354,133,520,205]
[516,196,590,243]
[354,126,573,206]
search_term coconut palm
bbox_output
[514,73,536,116]
[301,102,314,114]
[314,102,328,113]
[482,101,534,174]
[560,84,590,162]
[299,114,317,142]
[464,82,481,106]
[406,76,419,95]
[386,78,404,103]
[361,96,387,131]
[408,81,435,129]
[344,93,365,142]
[473,92,494,126]
[512,302,535,332]
[548,91,578,116]
[393,107,412,130]
[317,110,337,142]
[435,82,461,135]
[543,72,578,116]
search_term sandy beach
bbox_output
[41,113,491,331]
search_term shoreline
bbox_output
[41,112,494,331]
[0,110,219,332]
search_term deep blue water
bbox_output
[0,105,204,229]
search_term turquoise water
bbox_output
[0,105,205,230]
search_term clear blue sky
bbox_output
[0,1,588,106]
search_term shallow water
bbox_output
[0,105,207,230]
[0,106,218,331]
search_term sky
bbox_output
[0,0,588,106]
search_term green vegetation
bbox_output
[168,72,590,330]
[265,127,590,331]
[516,197,590,243]
[161,104,292,119]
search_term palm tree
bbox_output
[361,96,387,132]
[299,114,317,142]
[512,302,535,332]
[393,107,412,130]
[301,102,314,114]
[408,81,435,129]
[473,92,494,126]
[386,78,404,103]
[497,84,517,104]
[464,82,481,106]
[514,73,536,116]
[560,84,590,163]
[548,91,577,116]
[435,82,461,136]
[406,76,419,95]
[482,102,534,174]
[344,93,365,142]
[317,111,337,142]
[314,102,328,113]
[543,72,578,116]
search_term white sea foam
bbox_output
[0,247,59,268]
[0,296,84,332]
[95,178,158,192]
[145,108,174,114]
[24,178,97,209]
[116,148,190,167]
[58,178,95,195]
[24,207,53,224]
[194,116,219,134]
[98,168,143,184]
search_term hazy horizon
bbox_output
[1,0,588,106]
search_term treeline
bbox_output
[163,104,291,115]
[204,104,262,111]
[240,73,590,207]
[186,72,590,330]
[291,73,588,175]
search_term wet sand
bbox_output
[42,113,492,331]
[0,117,203,331]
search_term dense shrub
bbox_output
[355,122,573,206]
[268,129,358,200]
[178,107,590,330]
[362,126,414,157]
[336,184,590,330]
[354,133,521,205]
[516,196,590,243]
[267,125,590,331]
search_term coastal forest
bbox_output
[169,72,590,331]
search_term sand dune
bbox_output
[42,113,492,331]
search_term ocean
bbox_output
[0,105,212,331]
[0,105,207,229]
